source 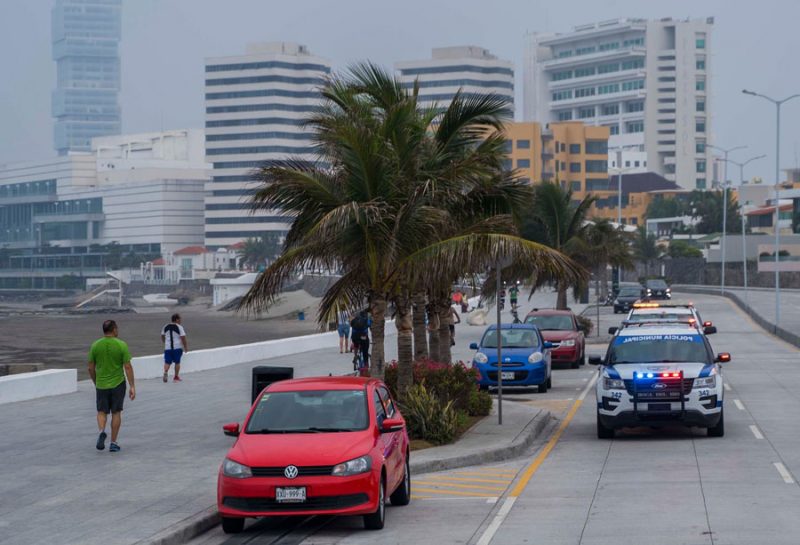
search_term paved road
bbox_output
[189,292,800,545]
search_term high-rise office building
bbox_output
[524,18,714,190]
[203,42,331,248]
[52,0,122,155]
[396,46,514,115]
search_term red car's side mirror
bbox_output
[380,417,405,434]
[223,423,240,437]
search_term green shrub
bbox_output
[401,384,459,445]
[576,315,594,336]
[467,388,492,417]
[385,359,484,415]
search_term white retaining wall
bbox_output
[0,369,78,405]
[0,330,341,405]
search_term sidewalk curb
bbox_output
[138,407,552,545]
[135,506,219,545]
[409,407,552,475]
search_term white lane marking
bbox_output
[774,463,795,484]
[486,497,498,504]
[476,497,517,545]
[575,387,581,391]
[578,373,598,401]
[749,425,764,439]
[724,383,732,392]
[582,377,589,382]
[734,399,745,411]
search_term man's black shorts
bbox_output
[96,381,126,414]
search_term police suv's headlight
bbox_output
[473,352,488,364]
[560,339,576,347]
[332,455,372,476]
[528,351,543,364]
[603,377,626,390]
[222,458,252,479]
[694,376,716,389]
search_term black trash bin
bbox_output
[251,366,294,404]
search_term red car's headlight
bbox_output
[332,455,372,476]
[560,339,576,347]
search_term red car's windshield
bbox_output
[246,389,368,433]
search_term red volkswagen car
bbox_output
[217,376,410,533]
[524,309,586,368]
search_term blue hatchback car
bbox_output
[470,324,553,393]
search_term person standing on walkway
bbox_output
[448,306,461,346]
[336,308,351,354]
[88,319,135,452]
[161,313,188,382]
[509,283,519,311]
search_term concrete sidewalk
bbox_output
[0,317,547,545]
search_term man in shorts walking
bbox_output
[161,313,188,382]
[336,308,351,354]
[88,320,135,452]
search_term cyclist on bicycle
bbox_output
[350,310,371,370]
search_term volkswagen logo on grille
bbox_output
[653,383,668,389]
[284,465,299,479]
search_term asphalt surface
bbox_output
[187,292,800,545]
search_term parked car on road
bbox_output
[524,308,587,368]
[217,376,410,533]
[470,323,553,392]
[613,285,645,314]
[643,278,671,300]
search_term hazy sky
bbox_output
[2,0,800,183]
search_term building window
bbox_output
[696,178,707,189]
[560,161,566,171]
[696,58,706,70]
[517,139,531,149]
[569,144,581,154]
[626,121,644,133]
[634,161,641,167]
[696,120,706,132]
[696,140,706,153]
[609,124,620,136]
[598,83,620,95]
[517,159,531,168]
[598,63,619,74]
[625,161,631,167]
[623,37,645,48]
[622,79,645,91]
[598,42,620,51]
[570,181,582,192]
[502,159,512,170]
[552,90,573,101]
[575,87,596,98]
[627,101,644,113]
[557,111,573,121]
[576,46,596,55]
[696,100,706,112]
[575,67,596,78]
[578,107,595,119]
[557,49,573,58]
[570,162,581,172]
[602,104,619,116]
[697,160,707,173]
[696,79,706,91]
[696,38,706,49]
[621,58,645,70]
[552,70,573,81]
[630,217,638,225]
[560,143,566,152]
[586,140,608,154]
[502,140,513,153]
[585,160,608,173]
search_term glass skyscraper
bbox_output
[52,0,122,155]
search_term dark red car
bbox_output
[217,376,410,533]
[524,309,586,368]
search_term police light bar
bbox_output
[634,370,683,380]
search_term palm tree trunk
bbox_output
[437,298,452,364]
[369,296,387,379]
[428,306,440,363]
[395,293,414,396]
[556,281,568,310]
[599,264,609,300]
[412,292,428,360]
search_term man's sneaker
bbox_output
[96,431,107,451]
[163,372,168,383]
[109,442,121,453]
[173,376,182,382]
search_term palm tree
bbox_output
[633,225,664,276]
[518,181,595,309]
[238,62,585,389]
[575,219,633,299]
[239,235,282,270]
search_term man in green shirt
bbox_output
[88,320,136,452]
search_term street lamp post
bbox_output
[729,154,765,303]
[708,144,746,295]
[742,90,800,330]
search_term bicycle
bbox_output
[352,341,370,375]
[511,308,522,324]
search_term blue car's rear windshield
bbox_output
[609,334,708,364]
[481,329,540,348]
[246,389,368,433]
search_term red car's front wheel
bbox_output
[363,476,386,530]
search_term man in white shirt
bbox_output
[161,313,188,383]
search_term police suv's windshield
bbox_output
[481,329,540,348]
[524,315,574,330]
[246,390,368,433]
[609,334,708,364]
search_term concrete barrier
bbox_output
[131,330,340,379]
[0,369,77,405]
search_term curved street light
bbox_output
[707,144,746,295]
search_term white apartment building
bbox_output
[0,130,209,289]
[203,42,331,249]
[395,46,515,116]
[524,17,714,190]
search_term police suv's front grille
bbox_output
[623,378,694,396]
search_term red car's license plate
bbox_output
[275,487,307,503]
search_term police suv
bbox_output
[590,322,730,438]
